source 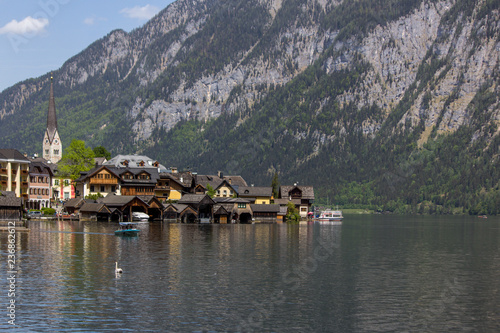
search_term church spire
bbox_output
[43,73,62,164]
[46,74,58,142]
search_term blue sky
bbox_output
[0,0,175,92]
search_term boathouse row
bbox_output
[65,182,314,224]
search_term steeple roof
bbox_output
[46,75,58,142]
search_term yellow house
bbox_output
[0,149,30,200]
[238,186,273,204]
[215,180,237,198]
[155,173,189,201]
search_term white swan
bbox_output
[115,262,123,274]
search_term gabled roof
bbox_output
[104,154,168,172]
[178,194,215,205]
[223,175,247,187]
[81,165,121,181]
[239,186,272,197]
[79,203,111,214]
[64,197,86,209]
[0,192,22,207]
[280,185,315,200]
[0,149,30,163]
[98,194,146,207]
[213,204,230,215]
[159,172,191,188]
[29,161,54,176]
[164,203,188,213]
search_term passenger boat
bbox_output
[115,222,140,236]
[316,209,343,222]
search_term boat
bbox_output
[115,222,140,236]
[132,211,150,221]
[316,209,343,222]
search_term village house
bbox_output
[27,159,53,210]
[276,185,315,219]
[0,149,30,201]
[155,172,192,201]
[238,186,273,204]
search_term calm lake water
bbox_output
[1,215,499,332]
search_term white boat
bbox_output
[132,211,150,221]
[316,209,343,222]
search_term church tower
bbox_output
[42,75,62,164]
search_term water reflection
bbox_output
[0,216,499,331]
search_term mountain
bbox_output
[1,0,499,214]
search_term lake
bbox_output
[1,215,499,332]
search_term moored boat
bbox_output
[115,222,140,236]
[316,209,343,222]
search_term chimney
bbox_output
[218,171,223,179]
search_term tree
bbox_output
[58,139,95,180]
[206,183,216,198]
[85,193,104,200]
[271,172,280,201]
[93,146,111,160]
[285,201,300,224]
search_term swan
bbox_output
[115,262,123,274]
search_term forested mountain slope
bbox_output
[1,0,499,213]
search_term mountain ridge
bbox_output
[1,0,499,213]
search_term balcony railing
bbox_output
[155,185,171,190]
[89,178,118,184]
[21,170,29,176]
[21,182,29,188]
[0,168,7,176]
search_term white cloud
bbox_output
[0,16,49,35]
[120,4,160,20]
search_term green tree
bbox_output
[206,184,216,198]
[58,139,95,180]
[285,201,300,224]
[93,146,111,160]
[271,172,280,201]
[85,193,104,200]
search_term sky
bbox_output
[0,0,175,92]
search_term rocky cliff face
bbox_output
[0,0,499,164]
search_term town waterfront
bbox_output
[1,215,499,332]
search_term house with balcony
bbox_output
[155,172,192,202]
[0,149,30,200]
[276,185,315,218]
[28,159,54,209]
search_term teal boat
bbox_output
[115,222,140,236]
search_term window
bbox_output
[64,180,69,186]
[64,192,69,199]
[54,179,59,186]
[238,203,246,208]
[54,149,59,155]
[45,149,49,155]
[100,186,105,192]
[111,186,116,193]
[90,185,95,192]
